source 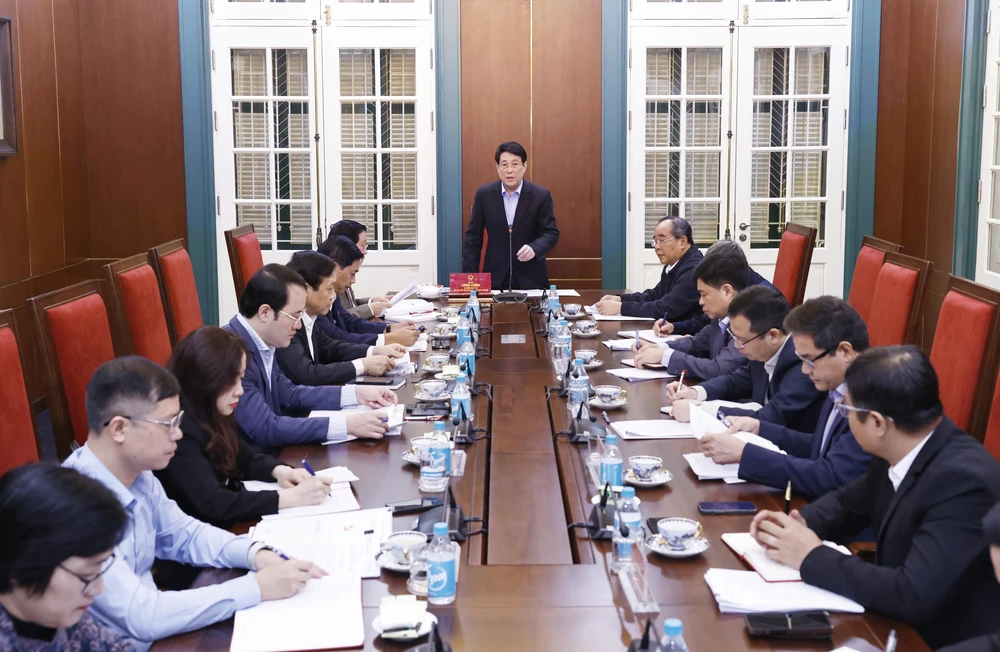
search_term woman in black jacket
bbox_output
[157,327,330,528]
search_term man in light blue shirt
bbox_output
[64,356,325,651]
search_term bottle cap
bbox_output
[433,522,449,537]
[664,618,683,637]
[456,373,467,382]
[574,358,583,365]
[470,290,477,296]
[434,421,446,430]
[550,284,556,289]
[605,434,618,445]
[621,487,636,499]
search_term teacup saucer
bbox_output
[402,450,420,465]
[373,613,438,640]
[571,328,601,338]
[590,395,627,410]
[563,312,587,320]
[583,359,604,371]
[623,468,673,487]
[421,365,449,375]
[375,550,411,573]
[435,372,460,380]
[646,534,709,558]
[413,390,452,402]
[429,332,457,340]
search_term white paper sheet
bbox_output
[704,568,864,614]
[584,305,655,322]
[242,466,359,493]
[407,334,429,353]
[259,483,361,520]
[620,358,665,370]
[602,339,638,351]
[722,532,850,583]
[607,368,677,382]
[616,330,686,346]
[389,279,421,306]
[230,575,365,651]
[611,419,695,440]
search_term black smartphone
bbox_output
[386,497,443,515]
[352,377,405,389]
[745,611,833,639]
[406,403,450,418]
[697,501,757,515]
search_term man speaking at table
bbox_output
[462,142,560,290]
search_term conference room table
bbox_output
[153,291,928,652]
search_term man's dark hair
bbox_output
[845,345,944,434]
[495,142,527,165]
[705,239,748,264]
[693,251,750,292]
[784,296,870,352]
[86,356,180,434]
[239,263,307,319]
[320,220,367,253]
[322,235,365,270]
[727,285,791,336]
[0,464,128,595]
[983,502,1000,547]
[657,215,694,247]
[287,251,336,291]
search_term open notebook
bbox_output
[721,532,850,582]
[704,568,864,614]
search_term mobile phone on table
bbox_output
[352,377,405,389]
[406,403,450,418]
[386,497,443,515]
[745,611,832,639]
[697,501,757,515]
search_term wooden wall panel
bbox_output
[0,0,31,288]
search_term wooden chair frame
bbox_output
[224,224,259,306]
[860,235,902,256]
[0,308,43,461]
[27,280,110,459]
[780,222,817,307]
[879,251,933,347]
[148,238,188,345]
[104,253,166,358]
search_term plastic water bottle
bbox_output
[568,358,590,415]
[658,619,689,652]
[456,311,472,345]
[431,421,451,474]
[546,284,559,313]
[467,290,481,322]
[457,337,476,378]
[555,320,573,362]
[611,486,643,572]
[600,433,624,488]
[451,373,473,423]
[427,522,457,605]
[419,438,450,492]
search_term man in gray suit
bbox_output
[632,249,749,381]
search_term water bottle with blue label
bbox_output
[468,290,481,322]
[427,522,456,605]
[546,284,559,313]
[568,358,590,415]
[419,438,450,492]
[451,373,473,423]
[611,486,642,572]
[457,338,476,378]
[600,433,624,488]
[432,421,451,475]
[456,311,472,346]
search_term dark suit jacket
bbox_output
[664,319,747,381]
[738,396,872,499]
[315,296,388,346]
[701,337,826,432]
[341,287,374,320]
[800,418,1000,649]
[462,180,560,289]
[670,268,776,335]
[620,246,704,320]
[224,316,345,454]
[940,632,1000,652]
[275,323,369,387]
[156,416,281,528]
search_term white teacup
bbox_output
[564,303,582,316]
[594,385,623,403]
[443,306,461,319]
[575,349,598,364]
[425,354,450,370]
[409,436,435,458]
[380,531,428,565]
[629,455,663,480]
[432,322,456,336]
[576,320,597,333]
[657,517,702,550]
[419,379,448,397]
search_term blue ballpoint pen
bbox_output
[301,460,332,496]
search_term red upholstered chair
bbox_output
[104,254,174,366]
[0,310,41,474]
[866,252,931,348]
[983,373,1000,461]
[928,276,1000,440]
[149,239,204,344]
[28,281,117,459]
[848,236,902,323]
[225,225,265,305]
[770,222,817,307]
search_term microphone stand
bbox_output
[451,401,489,445]
[495,227,527,303]
[404,623,453,652]
[534,309,553,336]
[627,619,657,652]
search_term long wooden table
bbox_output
[153,292,929,651]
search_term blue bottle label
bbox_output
[459,353,475,376]
[430,445,450,476]
[600,460,623,487]
[427,557,456,599]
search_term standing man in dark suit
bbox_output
[595,216,703,321]
[750,346,1000,649]
[669,285,825,433]
[462,142,560,290]
[699,296,873,499]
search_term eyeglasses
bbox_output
[726,327,765,349]
[498,162,523,171]
[103,411,184,431]
[795,346,838,369]
[60,553,116,595]
[277,309,304,325]
[649,236,678,248]
[834,401,895,423]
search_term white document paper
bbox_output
[611,419,695,440]
[557,289,581,297]
[683,452,741,479]
[616,330,685,346]
[704,568,864,614]
[230,575,365,652]
[389,279,421,306]
[407,334,429,353]
[607,367,677,382]
[603,339,638,351]
[312,404,405,436]
[260,483,361,521]
[585,305,655,322]
[689,404,729,438]
[722,532,850,583]
[660,400,764,417]
[620,358,665,370]
[242,466,359,493]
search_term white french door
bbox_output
[632,0,849,22]
[975,0,1000,290]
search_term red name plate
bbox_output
[449,273,491,296]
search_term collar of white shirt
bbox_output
[763,335,789,380]
[237,313,272,357]
[719,316,730,332]
[887,430,934,491]
[501,180,523,199]
[829,382,847,405]
[301,311,316,334]
[71,443,143,507]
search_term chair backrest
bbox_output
[0,310,41,473]
[28,280,116,458]
[928,276,1000,439]
[866,252,931,348]
[983,372,1000,462]
[770,222,817,307]
[225,225,265,306]
[149,239,204,344]
[848,236,902,322]
[104,254,173,366]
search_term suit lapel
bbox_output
[300,329,315,362]
[812,398,838,458]
[876,426,950,540]
[510,182,530,231]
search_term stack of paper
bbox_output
[607,367,676,382]
[616,330,686,346]
[683,434,784,482]
[585,306,654,322]
[603,339,638,351]
[611,419,695,440]
[621,358,665,370]
[243,466,359,492]
[492,289,581,298]
[407,334,429,353]
[312,404,406,441]
[660,400,763,417]
[704,568,864,613]
[722,532,850,583]
[384,299,440,323]
[259,484,361,520]
[230,575,365,651]
[388,279,421,306]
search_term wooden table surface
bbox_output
[153,291,928,652]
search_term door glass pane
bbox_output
[340,0,414,3]
[989,224,1000,274]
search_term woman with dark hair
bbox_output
[0,464,132,650]
[156,326,331,528]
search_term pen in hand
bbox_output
[784,481,792,515]
[301,460,332,497]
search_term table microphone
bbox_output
[496,227,527,303]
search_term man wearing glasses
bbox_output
[462,142,560,290]
[696,296,873,499]
[64,357,328,651]
[595,216,703,321]
[748,346,1000,650]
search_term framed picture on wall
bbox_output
[0,16,16,156]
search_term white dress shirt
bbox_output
[818,383,847,454]
[502,181,523,227]
[888,430,934,491]
[301,312,365,377]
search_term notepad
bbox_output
[616,330,685,346]
[607,368,676,382]
[585,306,655,322]
[312,404,406,437]
[406,335,429,353]
[259,483,360,520]
[602,339,638,351]
[620,358,665,370]
[721,532,851,583]
[704,568,864,613]
[683,435,785,481]
[230,575,365,651]
[242,466,359,493]
[611,419,695,440]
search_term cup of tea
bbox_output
[575,349,598,364]
[419,379,448,397]
[576,320,597,334]
[443,306,461,319]
[380,531,428,565]
[409,436,435,458]
[564,303,582,316]
[594,385,623,403]
[628,455,663,480]
[657,518,703,550]
[425,354,450,370]
[433,322,456,336]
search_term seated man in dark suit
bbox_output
[314,236,420,348]
[751,346,1000,649]
[698,296,873,499]
[940,502,1000,651]
[632,248,749,381]
[462,141,560,290]
[595,216,703,321]
[277,251,404,386]
[321,219,392,320]
[655,238,776,336]
[225,263,397,453]
[669,285,825,433]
